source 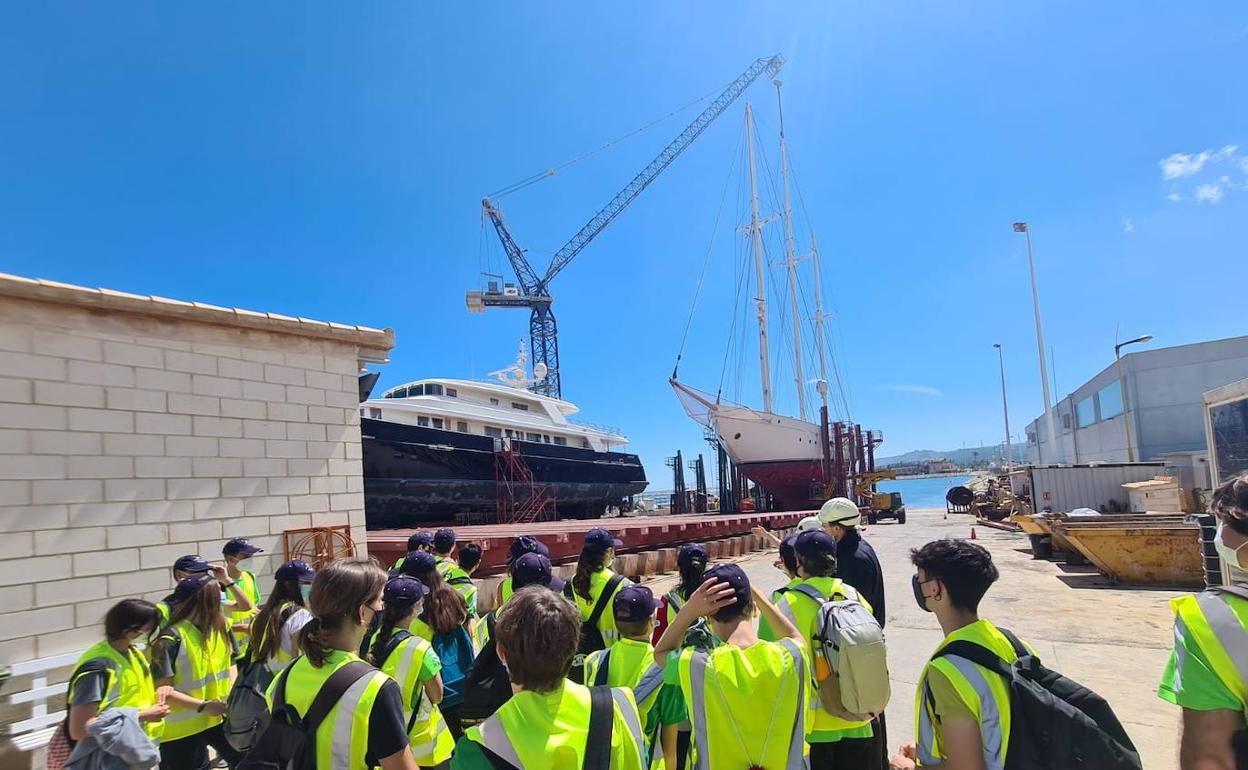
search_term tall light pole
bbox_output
[1013,222,1059,464]
[1115,333,1154,462]
[993,344,1013,472]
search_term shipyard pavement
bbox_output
[645,505,1183,770]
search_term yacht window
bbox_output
[485,426,503,437]
[359,408,366,417]
[411,384,424,397]
[511,402,529,411]
[417,416,430,427]
[525,432,540,442]
[505,429,514,438]
[553,436,567,446]
[581,438,590,449]
[457,421,469,433]
[490,398,500,406]
[446,388,457,398]
[427,384,443,396]
[368,408,382,419]
[543,435,551,444]
[432,417,444,429]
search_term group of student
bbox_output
[54,474,1248,770]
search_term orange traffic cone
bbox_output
[970,526,978,540]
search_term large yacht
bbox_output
[359,353,647,526]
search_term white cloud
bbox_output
[881,384,942,397]
[1196,183,1225,204]
[1161,150,1212,180]
[1121,217,1135,233]
[1168,192,1182,201]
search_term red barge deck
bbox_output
[368,510,810,574]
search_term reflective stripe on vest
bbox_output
[329,673,379,768]
[379,635,454,766]
[614,688,647,757]
[1174,591,1248,712]
[634,663,665,704]
[277,654,389,770]
[687,638,807,770]
[916,655,1007,770]
[477,712,524,768]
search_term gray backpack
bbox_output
[791,583,890,720]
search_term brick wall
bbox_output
[0,294,388,666]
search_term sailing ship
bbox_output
[672,88,869,511]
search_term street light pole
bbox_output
[1114,333,1154,462]
[994,344,1013,472]
[1013,222,1059,464]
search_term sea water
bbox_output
[876,474,974,509]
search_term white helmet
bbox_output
[818,497,861,528]
[797,515,822,532]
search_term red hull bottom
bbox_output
[738,459,826,511]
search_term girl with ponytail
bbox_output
[569,527,632,647]
[248,561,316,672]
[368,577,454,768]
[286,557,418,770]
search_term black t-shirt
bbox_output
[364,679,409,765]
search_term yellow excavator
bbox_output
[855,470,906,525]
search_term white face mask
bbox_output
[1216,524,1247,569]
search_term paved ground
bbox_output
[645,506,1183,769]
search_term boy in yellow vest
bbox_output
[761,530,874,768]
[222,537,263,656]
[891,539,1028,770]
[1158,473,1248,768]
[585,585,688,768]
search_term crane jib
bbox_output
[472,55,785,399]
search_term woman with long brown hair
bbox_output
[276,557,417,770]
[151,575,241,769]
[247,560,316,672]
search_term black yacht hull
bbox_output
[361,418,648,527]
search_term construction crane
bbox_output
[467,55,785,399]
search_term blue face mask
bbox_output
[300,583,313,602]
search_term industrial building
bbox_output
[1025,335,1248,468]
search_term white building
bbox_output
[1025,335,1248,465]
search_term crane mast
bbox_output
[468,55,785,399]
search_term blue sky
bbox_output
[3,3,1247,487]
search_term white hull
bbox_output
[672,380,822,466]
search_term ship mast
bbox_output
[810,232,831,414]
[745,103,774,414]
[774,80,806,422]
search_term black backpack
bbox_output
[459,612,514,722]
[237,660,374,770]
[564,574,626,684]
[932,628,1141,770]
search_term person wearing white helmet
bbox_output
[797,515,822,532]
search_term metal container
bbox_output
[1022,462,1166,513]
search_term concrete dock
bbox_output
[644,506,1183,769]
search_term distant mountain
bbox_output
[876,442,1028,467]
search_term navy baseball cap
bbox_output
[433,528,456,552]
[170,575,212,605]
[512,553,553,589]
[584,527,623,550]
[275,560,316,583]
[701,563,751,614]
[550,574,568,593]
[384,575,429,604]
[509,535,549,561]
[794,530,838,560]
[172,555,211,574]
[223,538,263,557]
[779,534,799,567]
[677,543,709,569]
[398,550,438,578]
[613,585,660,623]
[407,531,434,551]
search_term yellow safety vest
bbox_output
[775,577,875,738]
[1171,588,1248,715]
[69,640,163,741]
[227,570,261,654]
[269,651,392,770]
[445,565,477,611]
[677,639,809,770]
[571,569,632,646]
[915,619,1018,770]
[584,638,666,731]
[499,575,515,605]
[435,555,454,579]
[160,621,234,742]
[467,680,647,769]
[376,633,455,765]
